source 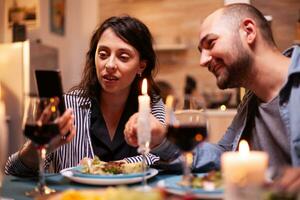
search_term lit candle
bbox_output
[221,140,269,200]
[137,79,151,152]
[0,83,5,117]
[0,82,8,186]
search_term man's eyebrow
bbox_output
[199,33,218,51]
[199,34,209,50]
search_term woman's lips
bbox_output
[102,74,119,85]
[103,74,119,81]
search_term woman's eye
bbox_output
[119,54,130,62]
[99,51,108,59]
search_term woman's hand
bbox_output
[19,109,76,169]
[48,109,76,152]
[124,113,166,149]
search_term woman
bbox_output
[5,15,166,176]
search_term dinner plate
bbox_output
[70,166,146,179]
[157,175,224,199]
[60,167,158,185]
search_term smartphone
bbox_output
[35,69,66,114]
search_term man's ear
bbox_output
[138,60,147,74]
[241,18,256,44]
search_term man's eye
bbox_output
[203,40,215,50]
[209,42,215,49]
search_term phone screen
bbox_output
[35,69,66,114]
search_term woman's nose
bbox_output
[105,57,117,71]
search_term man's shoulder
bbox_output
[283,45,300,57]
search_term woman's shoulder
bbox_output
[65,89,85,98]
[64,89,90,105]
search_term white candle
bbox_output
[0,83,7,186]
[137,79,151,152]
[0,83,5,119]
[221,140,268,200]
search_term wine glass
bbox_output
[22,97,60,197]
[166,95,208,187]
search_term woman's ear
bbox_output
[241,18,256,44]
[138,60,147,75]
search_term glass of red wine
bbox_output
[166,95,207,187]
[22,97,60,197]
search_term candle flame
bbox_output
[142,78,148,95]
[186,152,193,166]
[239,139,250,155]
[166,95,174,109]
[0,82,2,101]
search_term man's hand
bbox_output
[272,167,300,194]
[124,113,166,149]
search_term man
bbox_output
[196,3,300,193]
[124,3,300,193]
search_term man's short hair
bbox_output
[222,3,276,47]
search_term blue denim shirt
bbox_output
[191,45,300,171]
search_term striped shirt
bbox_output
[5,90,168,176]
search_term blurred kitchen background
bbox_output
[0,0,299,162]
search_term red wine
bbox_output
[167,125,207,152]
[24,123,60,145]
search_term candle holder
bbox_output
[137,141,151,191]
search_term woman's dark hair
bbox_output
[73,15,160,102]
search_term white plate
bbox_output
[60,167,158,185]
[157,175,223,199]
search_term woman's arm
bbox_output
[5,109,75,176]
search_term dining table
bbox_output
[0,170,223,200]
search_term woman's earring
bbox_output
[138,72,142,78]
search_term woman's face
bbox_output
[95,28,145,95]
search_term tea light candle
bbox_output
[221,140,269,200]
[137,79,151,151]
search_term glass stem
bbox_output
[38,147,46,192]
[182,151,193,186]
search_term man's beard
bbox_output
[216,41,251,89]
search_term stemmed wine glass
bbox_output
[166,95,208,187]
[22,97,60,197]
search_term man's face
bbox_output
[198,11,251,89]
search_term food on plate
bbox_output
[59,187,164,200]
[191,171,222,190]
[79,156,144,175]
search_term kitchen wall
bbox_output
[252,0,300,51]
[28,0,99,91]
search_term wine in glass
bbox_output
[166,95,208,187]
[22,97,60,197]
